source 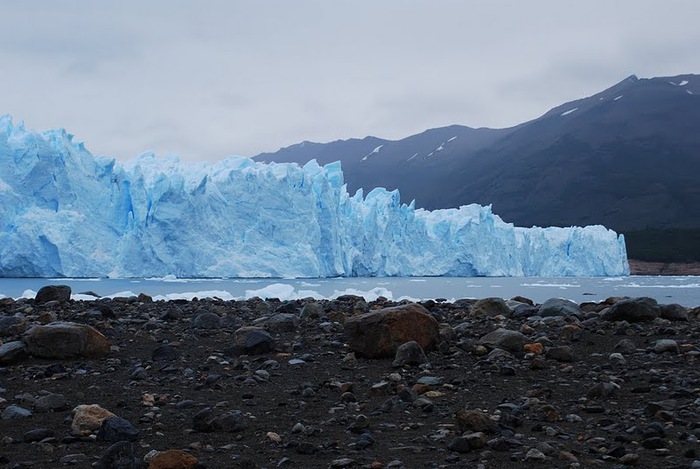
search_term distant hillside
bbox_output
[254,74,700,262]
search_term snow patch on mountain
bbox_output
[361,144,383,161]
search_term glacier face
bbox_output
[0,116,629,278]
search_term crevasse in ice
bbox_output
[0,116,629,278]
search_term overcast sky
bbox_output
[1,1,699,162]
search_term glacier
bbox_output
[0,115,629,278]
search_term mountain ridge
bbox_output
[254,74,700,261]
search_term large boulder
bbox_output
[225,327,277,356]
[659,304,689,321]
[538,298,582,317]
[471,297,511,317]
[23,322,111,358]
[0,316,26,336]
[265,313,299,333]
[479,328,530,353]
[601,297,660,322]
[35,285,72,304]
[344,303,439,358]
[0,340,28,365]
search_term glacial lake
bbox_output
[1,276,699,307]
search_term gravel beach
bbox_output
[1,285,699,469]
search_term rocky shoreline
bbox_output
[1,285,699,469]
[628,260,700,276]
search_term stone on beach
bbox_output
[470,297,511,317]
[344,303,440,358]
[23,322,111,358]
[601,297,660,322]
[478,328,530,353]
[34,284,72,304]
[148,449,199,469]
[392,340,428,367]
[0,340,28,365]
[227,326,277,355]
[538,298,582,317]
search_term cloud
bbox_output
[0,1,698,161]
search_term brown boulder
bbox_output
[148,449,199,469]
[23,322,111,358]
[456,409,496,433]
[344,303,439,358]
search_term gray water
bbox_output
[1,276,699,306]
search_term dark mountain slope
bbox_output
[254,74,700,261]
[447,75,700,231]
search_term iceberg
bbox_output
[0,116,629,278]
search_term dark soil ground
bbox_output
[1,291,699,469]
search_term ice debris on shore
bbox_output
[0,115,629,278]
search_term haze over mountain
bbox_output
[254,74,700,261]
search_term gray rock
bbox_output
[192,312,221,329]
[587,382,619,399]
[35,393,69,412]
[471,297,511,317]
[227,327,277,356]
[479,328,529,353]
[211,410,248,433]
[2,404,32,420]
[23,428,54,442]
[35,285,72,304]
[151,344,181,361]
[448,436,473,453]
[23,322,110,358]
[486,348,514,361]
[0,340,28,365]
[416,376,443,386]
[300,302,324,319]
[98,417,141,442]
[160,306,183,321]
[94,441,141,469]
[60,454,88,465]
[392,340,428,367]
[659,304,688,321]
[601,297,659,322]
[265,313,299,333]
[193,407,248,433]
[545,345,574,362]
[614,338,637,354]
[524,448,547,462]
[538,298,582,317]
[609,352,626,365]
[0,316,24,336]
[510,302,540,318]
[652,339,679,354]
